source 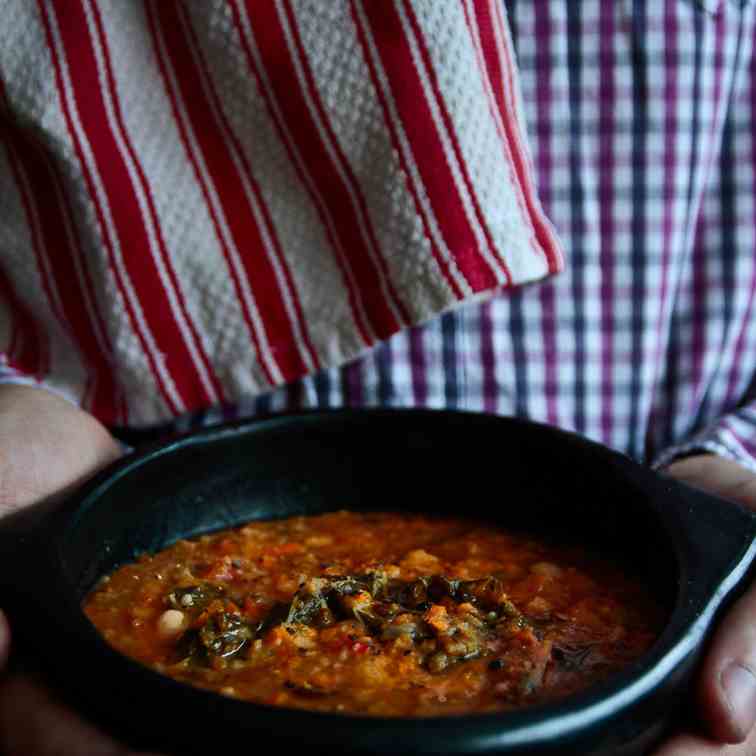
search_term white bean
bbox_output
[157,609,186,639]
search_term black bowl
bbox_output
[1,409,755,755]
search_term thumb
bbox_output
[697,584,756,743]
[664,454,756,743]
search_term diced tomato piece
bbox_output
[424,605,450,633]
[243,597,267,620]
[216,538,238,556]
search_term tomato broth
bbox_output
[84,511,662,716]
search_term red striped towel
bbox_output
[0,0,563,426]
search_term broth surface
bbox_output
[84,511,662,716]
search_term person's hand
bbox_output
[0,384,162,755]
[652,453,756,755]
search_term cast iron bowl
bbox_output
[1,409,755,756]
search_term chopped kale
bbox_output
[166,570,530,675]
[199,610,256,658]
[172,606,257,665]
[166,583,224,614]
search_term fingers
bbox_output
[665,455,756,511]
[663,455,756,743]
[652,726,756,755]
[0,674,122,755]
[0,674,150,756]
[696,583,756,744]
[0,610,9,669]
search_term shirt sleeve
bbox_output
[652,403,756,474]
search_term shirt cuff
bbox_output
[0,364,40,389]
[0,366,81,407]
[651,408,756,474]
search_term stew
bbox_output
[84,511,662,716]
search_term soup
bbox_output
[84,511,662,716]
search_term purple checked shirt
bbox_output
[142,0,756,472]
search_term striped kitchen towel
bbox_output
[0,0,563,426]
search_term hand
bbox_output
[0,385,162,755]
[652,453,756,755]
